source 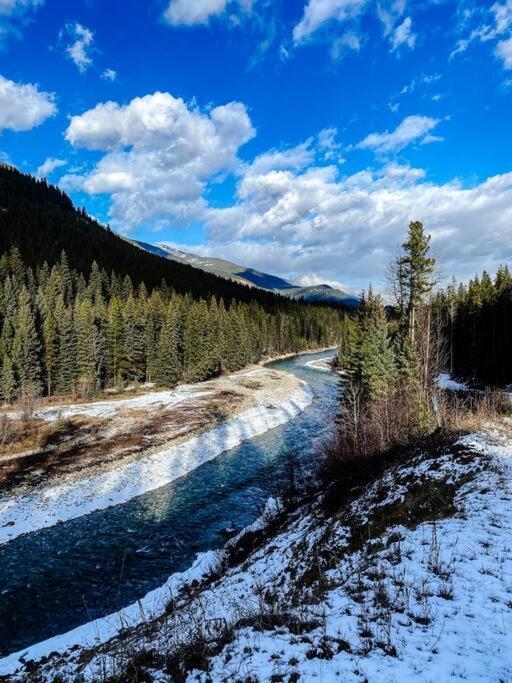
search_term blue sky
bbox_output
[1,0,512,293]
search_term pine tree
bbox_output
[155,302,182,388]
[12,287,42,393]
[1,355,16,403]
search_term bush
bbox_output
[320,380,431,490]
[321,380,509,498]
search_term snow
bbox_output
[179,431,512,683]
[0,497,283,679]
[0,381,313,545]
[5,386,209,422]
[6,427,512,681]
[437,373,469,392]
[304,356,334,372]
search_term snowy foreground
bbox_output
[3,425,512,681]
[0,371,313,545]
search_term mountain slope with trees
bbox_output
[0,164,346,312]
[0,165,344,401]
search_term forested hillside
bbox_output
[0,250,342,401]
[0,164,340,311]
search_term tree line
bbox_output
[433,265,512,386]
[0,248,343,402]
[0,163,340,310]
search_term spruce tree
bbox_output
[42,311,59,395]
[1,355,16,403]
[57,306,77,393]
[397,221,436,341]
[156,302,182,388]
[12,287,42,393]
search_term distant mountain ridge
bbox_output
[135,240,359,307]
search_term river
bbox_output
[0,349,340,658]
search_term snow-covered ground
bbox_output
[5,386,210,422]
[0,376,313,545]
[437,373,469,392]
[4,424,512,681]
[304,357,334,372]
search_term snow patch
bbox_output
[436,373,469,392]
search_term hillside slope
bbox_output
[0,164,311,309]
[136,241,360,307]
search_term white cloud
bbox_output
[163,0,254,26]
[391,16,416,50]
[0,0,43,47]
[0,73,56,132]
[62,91,255,228]
[36,157,66,177]
[197,159,512,292]
[377,0,416,51]
[357,115,442,154]
[317,126,344,161]
[451,1,512,70]
[293,0,368,43]
[492,0,512,34]
[248,142,315,176]
[101,68,117,81]
[164,0,228,25]
[0,0,41,14]
[63,22,94,73]
[496,35,512,68]
[330,29,361,59]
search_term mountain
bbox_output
[0,165,309,310]
[135,242,360,307]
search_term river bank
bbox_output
[0,365,313,545]
[3,419,512,681]
[0,349,341,662]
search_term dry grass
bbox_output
[438,389,512,434]
[320,383,510,498]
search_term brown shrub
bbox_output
[321,381,510,498]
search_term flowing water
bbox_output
[0,350,340,657]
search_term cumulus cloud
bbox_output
[0,73,56,132]
[63,22,94,73]
[62,91,255,228]
[357,115,442,154]
[197,159,512,292]
[36,156,66,177]
[293,0,368,43]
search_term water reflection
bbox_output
[0,350,339,657]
